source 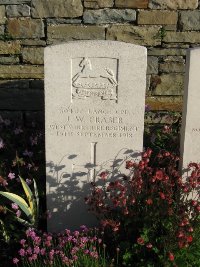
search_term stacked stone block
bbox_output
[0,0,199,124]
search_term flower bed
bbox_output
[0,113,199,266]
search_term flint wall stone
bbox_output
[47,25,105,42]
[6,4,30,17]
[84,0,113,8]
[0,41,21,54]
[7,18,44,38]
[151,74,184,95]
[22,47,44,64]
[148,0,198,10]
[179,11,200,31]
[107,25,161,46]
[0,65,44,79]
[0,6,6,24]
[138,10,178,25]
[163,31,200,43]
[0,0,30,4]
[83,9,136,24]
[115,0,148,8]
[31,0,83,18]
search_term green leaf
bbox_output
[33,179,39,210]
[0,191,31,219]
[19,176,34,213]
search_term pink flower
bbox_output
[13,258,19,264]
[14,128,23,135]
[23,150,33,157]
[159,192,166,200]
[146,243,153,249]
[20,239,26,246]
[16,210,21,217]
[8,172,15,180]
[188,227,194,232]
[11,203,19,210]
[26,228,36,239]
[187,235,193,243]
[26,179,32,185]
[168,252,174,261]
[73,230,80,237]
[146,198,153,205]
[0,138,4,149]
[40,248,46,255]
[26,247,32,255]
[191,200,198,206]
[137,237,145,245]
[155,170,164,180]
[32,254,37,260]
[19,248,26,256]
[34,246,40,254]
[99,171,109,180]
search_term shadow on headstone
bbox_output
[46,148,141,232]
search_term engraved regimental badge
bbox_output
[72,57,118,101]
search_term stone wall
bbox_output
[0,0,199,125]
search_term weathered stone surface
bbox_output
[116,0,148,8]
[159,62,185,73]
[83,9,136,24]
[107,25,161,46]
[47,25,105,42]
[146,96,182,111]
[164,25,177,31]
[32,0,83,18]
[84,0,113,8]
[180,11,200,31]
[163,56,185,62]
[22,47,44,64]
[146,74,151,92]
[45,41,147,231]
[0,40,21,54]
[138,10,178,25]
[6,4,30,17]
[7,18,44,39]
[0,0,30,3]
[0,88,43,110]
[149,0,198,10]
[0,56,19,64]
[148,48,186,56]
[180,48,200,169]
[0,65,44,78]
[163,43,190,48]
[163,31,200,43]
[150,74,184,95]
[0,6,6,24]
[21,39,46,46]
[147,56,158,74]
[47,18,82,25]
[0,25,4,35]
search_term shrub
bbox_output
[85,149,200,266]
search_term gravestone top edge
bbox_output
[45,40,147,53]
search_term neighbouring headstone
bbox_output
[45,41,147,232]
[180,48,200,171]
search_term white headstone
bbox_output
[180,48,200,171]
[45,41,147,232]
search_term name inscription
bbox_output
[49,107,140,139]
